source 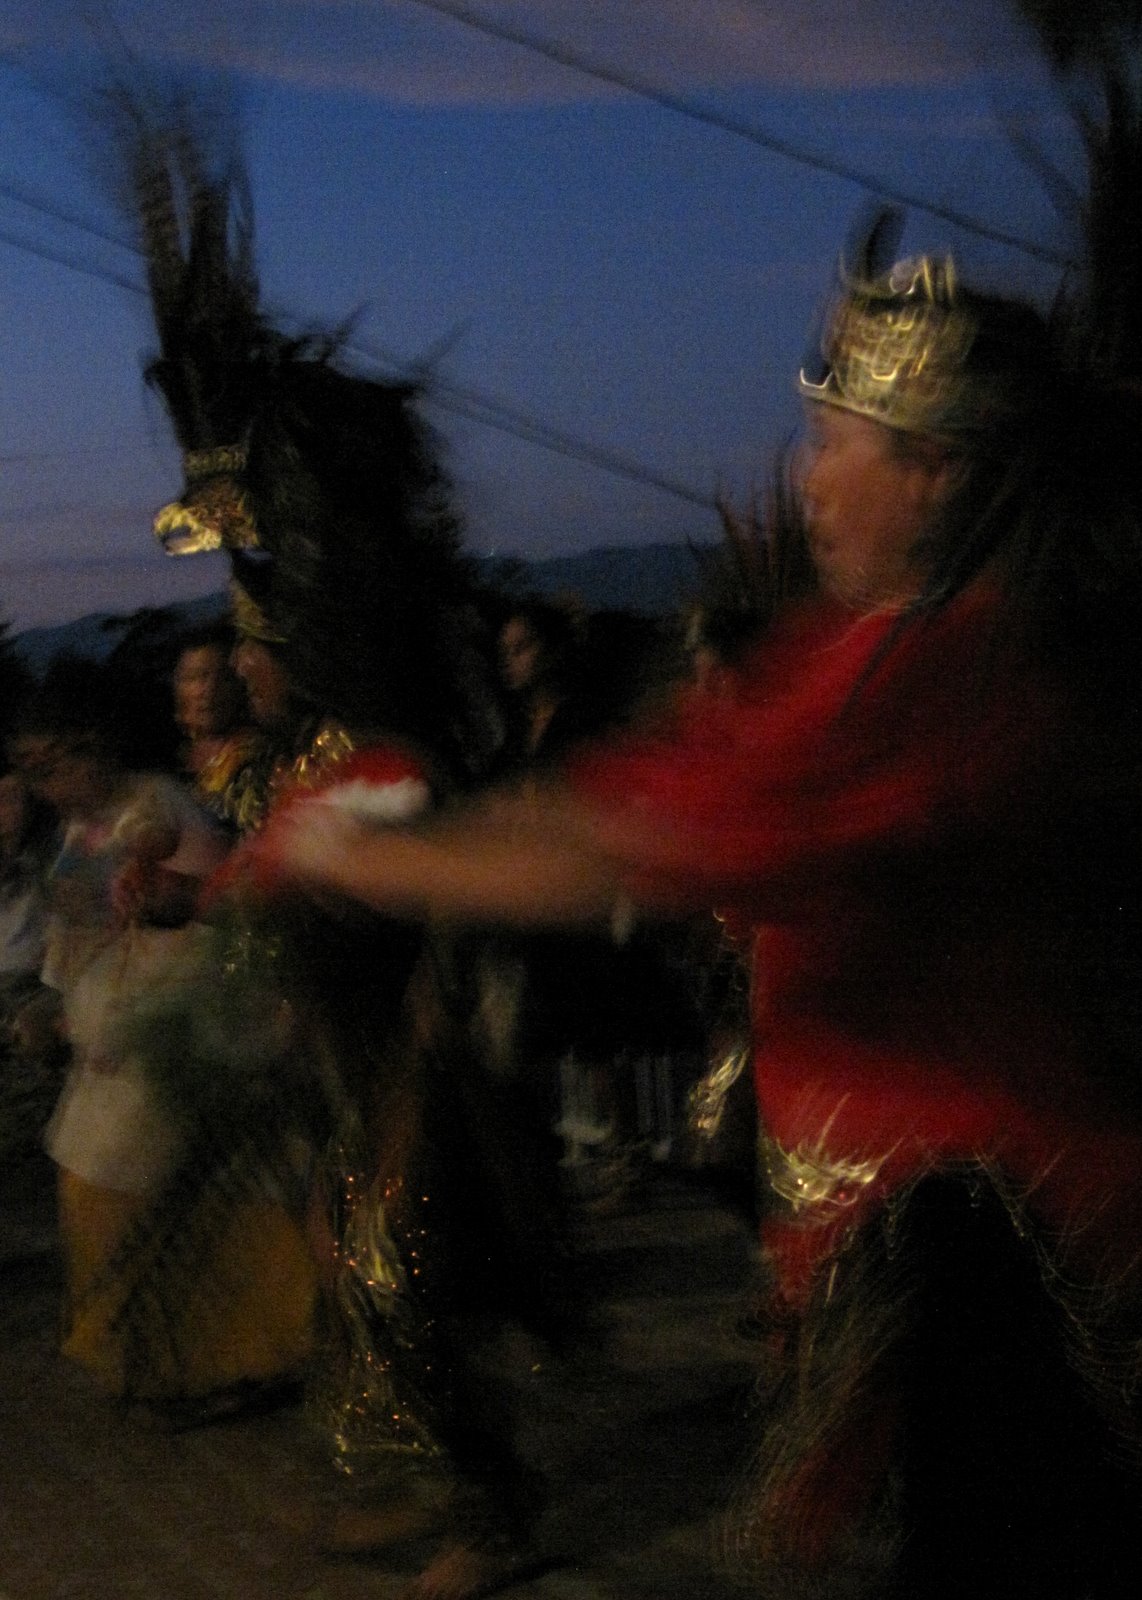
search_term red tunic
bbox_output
[573,584,1142,1309]
[206,742,431,902]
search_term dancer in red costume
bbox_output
[252,235,1142,1594]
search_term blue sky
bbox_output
[0,1,1083,629]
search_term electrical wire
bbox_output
[0,5,1074,513]
[0,205,719,510]
[398,0,1072,268]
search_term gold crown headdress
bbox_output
[799,254,987,439]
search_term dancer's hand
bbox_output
[110,857,202,927]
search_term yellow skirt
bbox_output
[57,1168,318,1402]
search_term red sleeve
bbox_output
[570,590,1065,912]
[203,744,431,905]
[321,748,428,792]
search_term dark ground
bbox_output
[0,1139,768,1600]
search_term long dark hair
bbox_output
[905,290,1141,625]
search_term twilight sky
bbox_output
[0,0,1084,630]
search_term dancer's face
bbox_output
[799,405,952,610]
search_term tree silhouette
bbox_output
[0,618,34,758]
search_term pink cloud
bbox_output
[3,0,1039,104]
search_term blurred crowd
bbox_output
[0,583,757,1594]
[0,588,738,1177]
[0,589,738,1188]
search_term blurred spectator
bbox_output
[173,622,250,763]
[172,622,259,821]
[0,761,64,1162]
[485,598,702,1188]
[0,765,56,995]
[5,666,309,1406]
[496,599,591,772]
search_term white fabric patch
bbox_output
[322,777,431,826]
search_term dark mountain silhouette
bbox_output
[13,542,714,674]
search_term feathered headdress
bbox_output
[105,83,493,775]
[1012,1,1142,388]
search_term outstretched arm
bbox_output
[249,782,626,929]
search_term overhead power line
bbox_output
[400,0,1072,269]
[346,333,718,509]
[0,195,718,512]
[0,220,140,294]
[0,438,146,464]
[0,172,137,256]
[8,0,1065,511]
